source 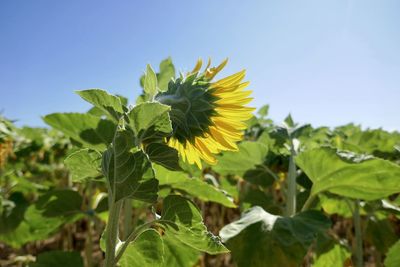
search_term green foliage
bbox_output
[154,165,236,207]
[144,64,158,99]
[213,141,269,176]
[76,89,125,121]
[64,148,102,182]
[385,240,400,267]
[160,195,229,254]
[101,129,158,202]
[296,147,400,201]
[43,112,116,150]
[220,207,331,267]
[31,251,84,267]
[119,229,164,267]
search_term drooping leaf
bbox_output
[101,129,158,202]
[76,89,124,121]
[214,141,268,176]
[64,148,102,182]
[145,143,181,171]
[127,102,172,142]
[220,206,331,267]
[385,239,400,267]
[296,147,400,201]
[154,165,235,208]
[160,195,229,254]
[43,113,116,150]
[31,251,83,267]
[119,229,164,267]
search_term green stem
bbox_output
[301,194,316,212]
[353,199,363,267]
[104,200,122,267]
[286,139,297,216]
[123,199,133,240]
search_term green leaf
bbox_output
[214,141,269,176]
[385,239,400,267]
[365,218,397,254]
[31,251,83,267]
[313,242,351,267]
[257,105,269,117]
[296,147,400,201]
[101,130,158,202]
[43,112,116,150]
[34,189,83,217]
[76,89,124,121]
[64,149,102,182]
[127,102,172,141]
[145,143,181,171]
[243,165,275,188]
[154,165,236,208]
[160,195,229,254]
[162,233,200,267]
[144,64,158,98]
[318,194,353,218]
[220,207,331,267]
[119,229,164,267]
[0,191,82,248]
[157,57,175,92]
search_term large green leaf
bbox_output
[154,165,235,208]
[214,141,268,176]
[160,195,229,254]
[64,148,102,182]
[296,147,400,201]
[76,89,124,121]
[43,112,116,150]
[119,229,164,267]
[219,206,331,267]
[101,129,158,202]
[385,239,400,267]
[127,102,172,142]
[31,251,83,267]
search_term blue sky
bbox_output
[1,0,399,130]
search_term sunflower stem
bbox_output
[104,200,122,267]
[353,199,363,267]
[286,138,297,216]
[123,199,133,240]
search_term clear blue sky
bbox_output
[1,0,399,130]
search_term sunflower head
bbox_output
[156,59,255,168]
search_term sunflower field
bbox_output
[1,58,400,267]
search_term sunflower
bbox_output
[156,59,255,168]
